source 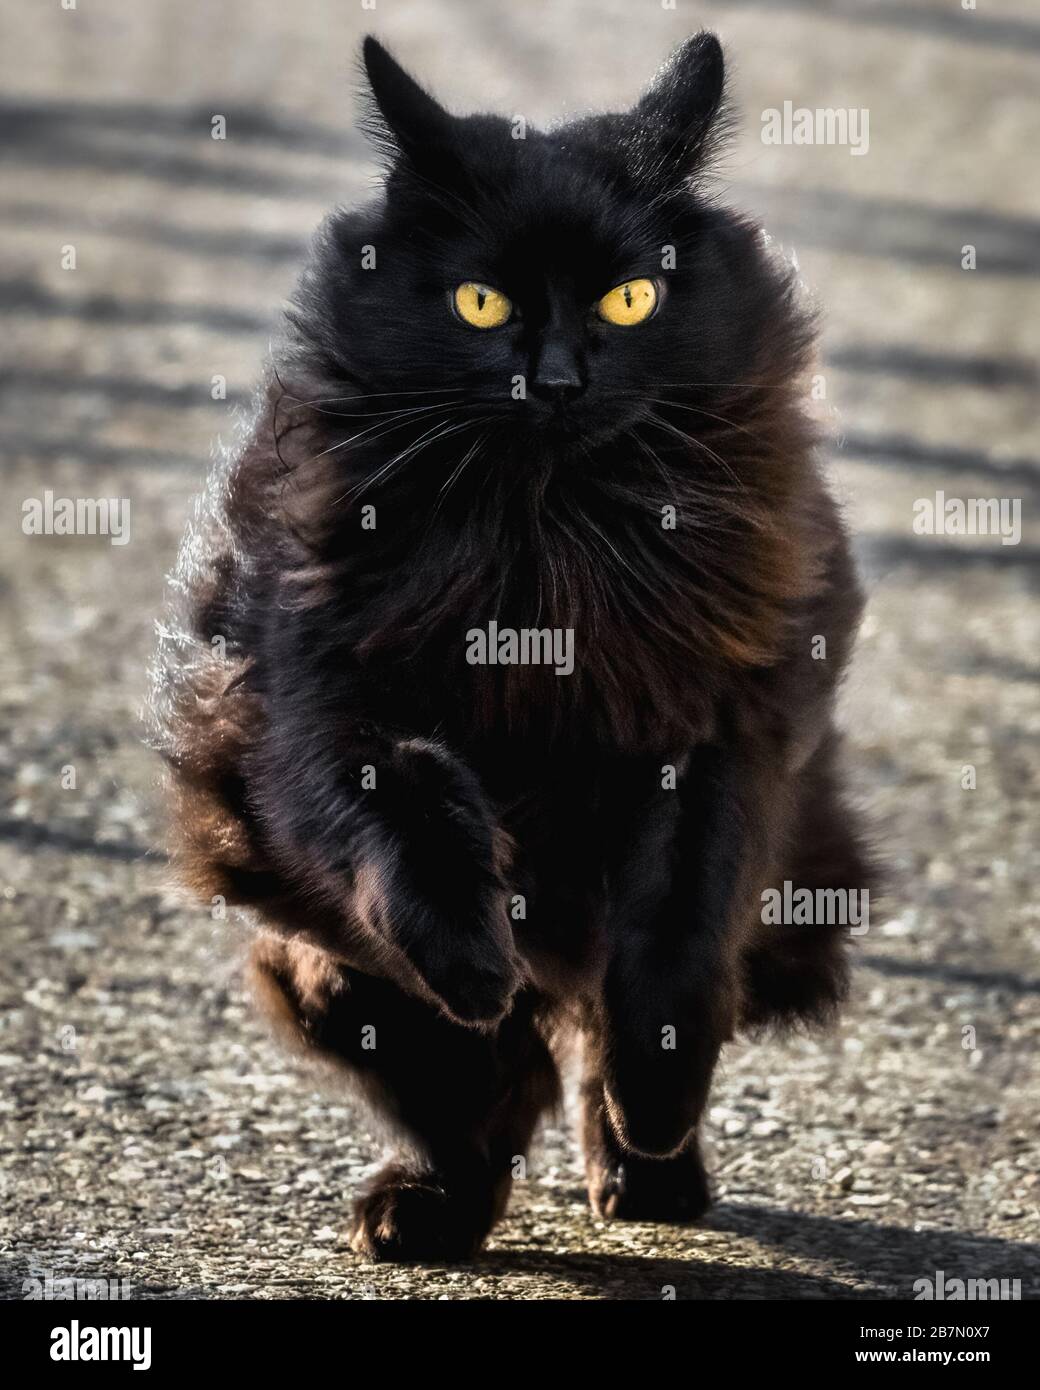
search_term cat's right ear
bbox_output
[633,32,729,179]
[361,36,455,162]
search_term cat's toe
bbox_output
[587,1159,628,1220]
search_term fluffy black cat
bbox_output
[152,32,873,1260]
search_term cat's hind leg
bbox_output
[249,936,559,1262]
[740,741,875,1030]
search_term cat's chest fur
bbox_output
[286,417,812,754]
[332,479,732,753]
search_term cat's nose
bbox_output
[531,340,586,404]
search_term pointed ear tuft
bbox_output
[360,35,453,159]
[635,32,728,178]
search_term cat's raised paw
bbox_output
[407,909,521,1027]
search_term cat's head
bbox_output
[290,34,808,469]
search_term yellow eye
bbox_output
[454,282,512,329]
[597,278,658,326]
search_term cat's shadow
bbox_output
[469,1200,1040,1300]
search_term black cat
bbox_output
[152,33,873,1261]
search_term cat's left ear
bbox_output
[634,33,727,178]
[361,36,455,161]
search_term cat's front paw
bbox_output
[588,1145,711,1224]
[350,1160,500,1263]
